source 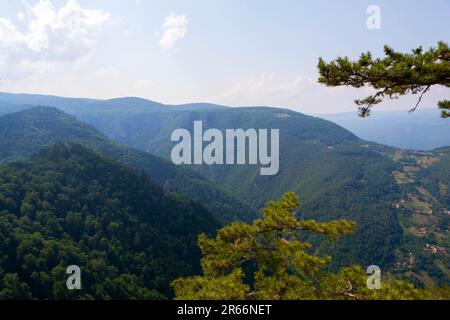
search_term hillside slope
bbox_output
[58,105,406,270]
[0,92,447,286]
[71,106,449,285]
[0,107,256,222]
[0,143,220,299]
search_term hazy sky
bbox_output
[0,0,449,114]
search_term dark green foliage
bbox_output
[0,143,220,299]
[0,94,448,290]
[318,41,450,117]
[95,107,404,270]
[74,105,448,286]
[0,107,255,222]
[173,194,447,300]
[418,147,450,206]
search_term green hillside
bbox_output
[385,148,450,286]
[0,93,447,287]
[0,107,256,222]
[73,107,401,266]
[0,143,220,299]
[69,105,448,285]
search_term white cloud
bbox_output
[17,12,25,21]
[158,13,188,49]
[219,73,320,107]
[214,72,450,114]
[0,0,109,78]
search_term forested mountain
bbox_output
[0,143,220,299]
[134,109,448,287]
[83,106,404,270]
[320,109,450,151]
[0,107,255,222]
[0,92,167,114]
[0,92,448,287]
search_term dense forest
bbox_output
[0,0,447,302]
[75,106,406,270]
[0,107,255,222]
[68,104,447,286]
[0,96,448,298]
[0,143,220,299]
[173,193,449,300]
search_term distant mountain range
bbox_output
[0,91,448,292]
[319,109,450,151]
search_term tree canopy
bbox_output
[0,143,220,299]
[318,41,450,118]
[172,193,449,300]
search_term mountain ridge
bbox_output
[0,92,448,286]
[0,106,256,222]
[319,109,450,151]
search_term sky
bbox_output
[0,0,449,114]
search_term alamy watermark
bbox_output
[366,265,381,289]
[367,5,381,30]
[171,121,280,176]
[66,265,81,290]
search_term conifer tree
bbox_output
[318,42,450,118]
[172,193,447,300]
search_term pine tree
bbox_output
[172,193,449,300]
[318,41,450,118]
